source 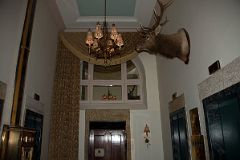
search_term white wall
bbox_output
[157,0,240,159]
[79,53,164,160]
[21,0,60,159]
[0,0,61,159]
[130,53,163,160]
[0,0,28,128]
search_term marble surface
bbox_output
[169,94,185,113]
[199,56,240,100]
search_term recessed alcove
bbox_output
[85,109,131,160]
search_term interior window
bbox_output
[127,85,141,100]
[127,61,139,79]
[93,64,121,80]
[80,61,88,80]
[80,85,88,100]
[93,85,122,101]
[80,59,146,109]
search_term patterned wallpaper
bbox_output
[48,40,80,160]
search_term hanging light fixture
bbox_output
[85,0,124,65]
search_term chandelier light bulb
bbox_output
[111,23,118,41]
[116,34,124,48]
[85,29,94,50]
[107,39,113,46]
[95,23,103,39]
[92,39,99,49]
[85,0,124,65]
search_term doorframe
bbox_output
[85,109,131,160]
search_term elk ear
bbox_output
[178,28,190,64]
[159,28,190,64]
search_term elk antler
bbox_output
[136,0,191,64]
[151,0,173,31]
[138,0,173,34]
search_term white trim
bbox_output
[80,57,147,109]
[80,102,146,110]
[76,16,138,23]
[56,0,156,30]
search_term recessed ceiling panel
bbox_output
[77,0,136,16]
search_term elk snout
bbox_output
[135,33,156,53]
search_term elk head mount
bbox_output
[136,0,190,64]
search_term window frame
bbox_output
[80,58,147,109]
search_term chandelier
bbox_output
[85,0,124,65]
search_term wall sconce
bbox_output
[144,124,150,147]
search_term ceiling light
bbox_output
[85,0,124,65]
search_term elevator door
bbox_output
[204,90,240,160]
[88,122,127,160]
[24,109,43,160]
[170,108,190,160]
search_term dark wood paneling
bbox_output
[89,129,126,160]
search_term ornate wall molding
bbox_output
[85,109,131,160]
[198,56,240,100]
[60,32,143,65]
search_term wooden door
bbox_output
[170,108,190,160]
[89,129,127,160]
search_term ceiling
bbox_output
[76,0,136,17]
[55,0,159,31]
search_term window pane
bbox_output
[93,64,121,80]
[127,85,140,100]
[127,61,139,79]
[80,61,88,80]
[93,85,122,101]
[80,86,88,100]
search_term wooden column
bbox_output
[10,0,37,126]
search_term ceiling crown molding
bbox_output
[55,0,157,31]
